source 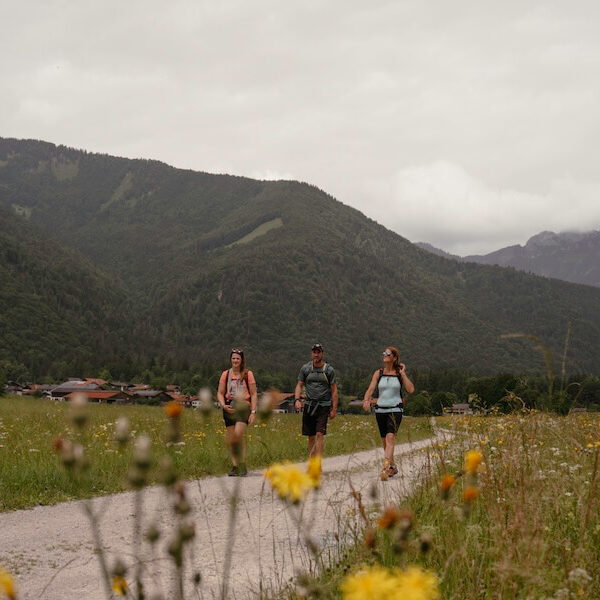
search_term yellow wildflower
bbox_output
[464,450,483,474]
[265,462,314,503]
[112,576,128,596]
[340,565,439,600]
[0,567,16,600]
[307,455,322,488]
[396,565,440,600]
[340,566,398,600]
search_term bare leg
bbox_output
[385,432,395,463]
[225,426,238,466]
[234,422,248,463]
[307,435,316,457]
[313,432,326,457]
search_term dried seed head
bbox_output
[198,388,213,416]
[127,466,147,489]
[114,417,131,444]
[70,393,89,428]
[377,506,402,530]
[145,523,160,544]
[111,558,127,577]
[174,497,191,516]
[364,527,376,549]
[419,533,433,553]
[158,456,177,486]
[179,521,195,542]
[192,572,202,586]
[168,536,183,567]
[257,392,274,420]
[133,434,152,470]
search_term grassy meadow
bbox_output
[0,395,432,511]
[290,411,600,599]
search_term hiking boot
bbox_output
[388,463,398,477]
[381,460,391,481]
[227,466,239,477]
[238,464,248,477]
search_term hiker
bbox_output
[294,343,338,459]
[362,346,415,480]
[217,348,258,476]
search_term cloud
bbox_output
[1,1,600,254]
[359,162,600,255]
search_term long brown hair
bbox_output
[386,346,401,374]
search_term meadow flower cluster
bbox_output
[265,455,322,503]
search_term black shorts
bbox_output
[375,412,403,438]
[302,404,330,436]
[223,405,250,427]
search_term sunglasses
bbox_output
[231,348,244,355]
[381,351,393,356]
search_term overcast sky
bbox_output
[2,1,599,254]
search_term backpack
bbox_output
[225,369,250,402]
[309,362,331,385]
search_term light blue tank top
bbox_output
[375,374,403,413]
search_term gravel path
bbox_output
[0,434,446,599]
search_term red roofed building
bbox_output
[65,390,133,404]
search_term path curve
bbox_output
[0,433,448,599]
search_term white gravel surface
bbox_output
[0,434,446,599]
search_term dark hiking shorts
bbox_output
[375,412,403,438]
[302,403,330,436]
[222,403,250,427]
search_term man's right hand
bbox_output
[222,404,235,414]
[294,399,303,412]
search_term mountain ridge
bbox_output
[417,230,600,287]
[2,137,600,376]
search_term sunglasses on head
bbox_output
[231,348,244,355]
[382,350,393,356]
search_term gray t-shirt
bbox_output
[298,361,336,405]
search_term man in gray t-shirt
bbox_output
[294,343,338,459]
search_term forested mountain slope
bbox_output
[0,207,140,378]
[1,137,599,374]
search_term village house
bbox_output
[49,380,101,401]
[64,390,133,404]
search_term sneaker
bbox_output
[380,460,391,481]
[238,464,248,477]
[388,463,398,477]
[227,466,239,477]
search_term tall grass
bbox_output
[0,396,432,511]
[289,411,600,599]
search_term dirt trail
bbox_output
[0,434,447,599]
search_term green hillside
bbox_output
[0,206,140,380]
[1,137,599,375]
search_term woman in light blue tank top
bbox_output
[363,346,415,480]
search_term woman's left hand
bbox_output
[249,413,256,425]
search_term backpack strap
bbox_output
[309,362,330,385]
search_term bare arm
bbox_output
[329,383,338,418]
[399,363,415,395]
[248,382,258,424]
[217,375,234,413]
[362,370,380,411]
[294,380,304,411]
